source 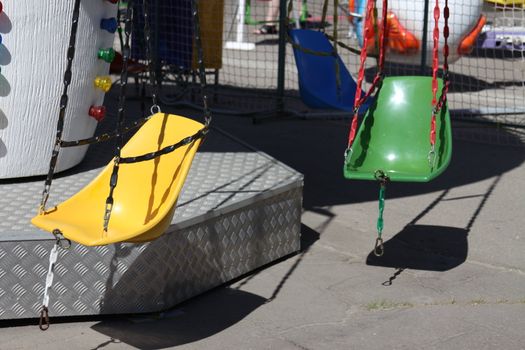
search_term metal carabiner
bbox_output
[344,148,353,165]
[39,306,50,331]
[428,145,436,168]
[150,104,161,115]
[374,237,384,257]
[374,170,389,185]
[52,229,71,250]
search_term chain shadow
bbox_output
[264,224,320,303]
[232,223,320,302]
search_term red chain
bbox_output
[347,0,388,149]
[347,0,374,148]
[435,0,450,113]
[429,0,440,147]
[431,2,440,108]
[430,0,450,148]
[378,0,388,75]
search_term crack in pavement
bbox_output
[466,259,525,276]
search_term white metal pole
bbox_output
[225,0,255,50]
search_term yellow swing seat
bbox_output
[32,113,204,246]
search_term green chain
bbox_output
[377,182,385,237]
[374,170,388,256]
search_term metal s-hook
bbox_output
[52,229,71,250]
[39,306,50,331]
[374,237,384,257]
[344,147,353,165]
[428,144,437,169]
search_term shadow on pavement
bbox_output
[208,116,524,210]
[91,224,319,348]
[91,288,266,349]
[366,174,501,279]
[366,224,468,272]
[231,223,320,302]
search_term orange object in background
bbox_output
[365,11,420,55]
[385,12,420,54]
[458,15,487,55]
[348,0,356,23]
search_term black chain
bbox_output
[54,2,147,151]
[111,0,213,163]
[192,0,212,127]
[115,0,212,163]
[120,128,207,163]
[332,0,341,93]
[39,0,82,213]
[60,118,147,147]
[287,33,362,57]
[321,0,329,33]
[103,0,134,231]
[102,0,211,230]
[37,0,211,230]
[142,0,160,111]
[286,0,361,63]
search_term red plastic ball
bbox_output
[89,106,106,122]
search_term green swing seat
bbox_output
[344,76,452,182]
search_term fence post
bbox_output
[420,0,430,74]
[276,0,287,112]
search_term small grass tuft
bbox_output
[365,300,414,311]
[470,298,487,305]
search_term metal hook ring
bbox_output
[374,170,389,184]
[52,229,71,250]
[39,306,50,331]
[374,237,384,257]
[150,104,161,115]
[428,145,436,167]
[344,148,353,164]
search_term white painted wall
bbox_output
[0,1,117,178]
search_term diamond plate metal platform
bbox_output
[0,128,303,320]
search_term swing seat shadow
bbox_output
[366,224,468,271]
[92,288,266,349]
